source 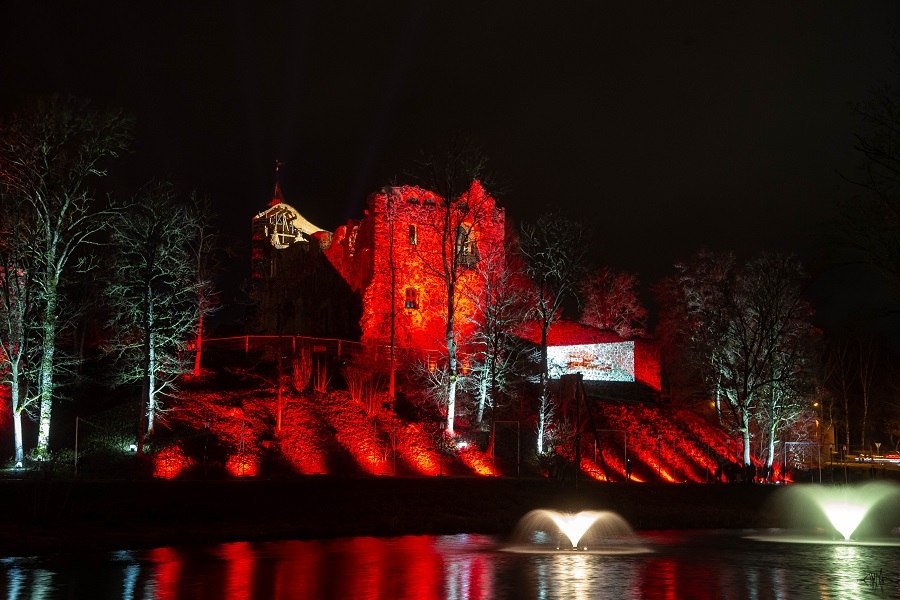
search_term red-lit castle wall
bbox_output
[324,181,505,353]
[634,339,661,391]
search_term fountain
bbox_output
[754,481,900,545]
[505,509,651,554]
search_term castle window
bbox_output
[408,224,417,245]
[405,287,419,309]
[456,224,479,269]
[423,197,436,206]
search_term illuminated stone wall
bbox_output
[325,181,506,352]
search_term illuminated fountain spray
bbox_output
[548,511,604,549]
[776,481,900,542]
[506,509,648,554]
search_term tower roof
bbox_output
[269,181,286,207]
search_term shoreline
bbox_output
[1,477,783,557]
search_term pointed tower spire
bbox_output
[270,160,286,207]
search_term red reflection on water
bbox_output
[444,548,493,600]
[138,535,502,599]
[640,552,735,599]
[398,536,442,600]
[146,546,181,599]
[642,557,679,600]
[271,540,324,599]
[218,541,256,598]
[342,537,387,598]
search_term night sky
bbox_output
[3,2,900,327]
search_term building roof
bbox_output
[254,192,326,238]
[522,320,628,346]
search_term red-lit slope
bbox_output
[160,372,740,481]
[584,399,755,483]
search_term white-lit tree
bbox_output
[411,143,497,435]
[518,212,587,454]
[0,95,131,457]
[667,251,818,470]
[104,183,199,454]
[466,231,531,425]
[0,199,37,465]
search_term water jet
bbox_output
[754,481,900,545]
[505,509,650,554]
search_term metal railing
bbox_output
[202,335,404,363]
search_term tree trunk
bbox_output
[138,373,148,456]
[11,375,24,465]
[147,330,157,435]
[476,370,488,424]
[36,284,59,457]
[536,321,550,454]
[445,281,457,435]
[193,310,203,376]
[138,298,154,454]
[446,373,457,435]
[13,409,23,466]
[741,409,752,468]
[843,391,851,452]
[537,406,546,455]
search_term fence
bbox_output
[203,335,410,364]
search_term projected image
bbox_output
[547,342,635,382]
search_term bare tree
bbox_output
[411,143,496,434]
[834,71,900,317]
[466,231,531,425]
[754,296,819,472]
[857,334,879,449]
[186,193,222,376]
[104,183,199,454]
[0,96,131,456]
[579,266,647,338]
[0,199,37,465]
[666,251,818,470]
[824,334,858,452]
[518,211,587,454]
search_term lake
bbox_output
[4,530,900,599]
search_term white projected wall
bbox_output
[547,341,635,382]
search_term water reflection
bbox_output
[4,531,900,599]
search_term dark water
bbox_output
[4,531,900,599]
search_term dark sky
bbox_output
[3,2,900,323]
